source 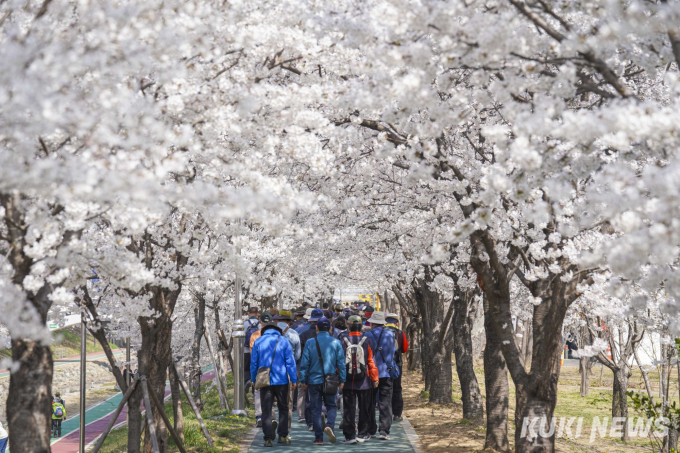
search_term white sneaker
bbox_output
[357,436,370,443]
[324,426,337,444]
[342,438,358,444]
[379,432,390,440]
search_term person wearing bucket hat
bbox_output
[364,311,397,440]
[250,317,297,447]
[291,309,307,330]
[244,306,262,391]
[385,313,408,422]
[296,308,316,335]
[299,317,346,445]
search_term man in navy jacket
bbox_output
[363,311,397,440]
[251,323,298,447]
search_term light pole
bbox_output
[79,310,87,453]
[231,246,247,416]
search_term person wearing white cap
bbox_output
[295,308,315,335]
[363,311,397,440]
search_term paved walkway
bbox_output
[246,411,421,452]
[24,367,216,453]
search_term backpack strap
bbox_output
[343,337,352,347]
[358,337,366,346]
[270,336,280,368]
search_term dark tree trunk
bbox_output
[611,368,630,441]
[483,294,510,452]
[412,272,455,404]
[2,193,58,453]
[139,294,175,453]
[8,337,53,453]
[168,362,184,443]
[453,290,484,420]
[190,294,206,410]
[470,230,577,453]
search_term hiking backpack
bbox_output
[244,319,261,348]
[343,337,367,381]
[53,405,63,417]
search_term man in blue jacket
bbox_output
[299,317,346,445]
[363,311,396,440]
[251,322,298,447]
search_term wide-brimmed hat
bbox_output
[367,311,387,325]
[386,313,400,323]
[304,307,314,320]
[309,308,324,322]
[274,310,293,321]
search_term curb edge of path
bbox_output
[239,424,259,453]
[400,417,424,453]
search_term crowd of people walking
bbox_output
[247,302,408,447]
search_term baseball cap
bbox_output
[309,308,324,322]
[348,315,363,325]
[260,312,273,323]
[304,308,314,320]
[317,317,331,330]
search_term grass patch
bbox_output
[100,374,255,453]
[0,325,118,360]
[420,389,429,399]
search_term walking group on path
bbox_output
[246,303,408,447]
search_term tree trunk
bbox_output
[128,359,144,453]
[662,426,679,453]
[412,273,454,404]
[139,307,173,453]
[408,323,422,372]
[453,291,484,420]
[579,357,590,397]
[190,294,206,410]
[7,338,53,453]
[483,295,509,452]
[611,368,630,442]
[514,390,558,453]
[168,363,184,443]
[428,346,454,404]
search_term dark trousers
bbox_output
[309,384,337,440]
[260,384,290,441]
[369,377,393,435]
[391,368,403,417]
[244,352,252,383]
[52,419,63,436]
[342,388,372,440]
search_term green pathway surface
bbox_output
[247,410,418,452]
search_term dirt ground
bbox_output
[402,364,670,453]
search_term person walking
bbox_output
[295,308,315,335]
[244,306,262,390]
[250,312,274,427]
[291,309,307,330]
[364,311,396,440]
[0,421,8,453]
[299,317,346,445]
[52,396,67,438]
[274,310,301,432]
[340,315,379,444]
[385,313,408,422]
[250,321,298,447]
[298,308,323,429]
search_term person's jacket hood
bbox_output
[299,331,346,385]
[250,329,297,386]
